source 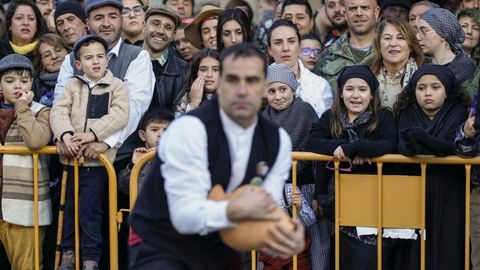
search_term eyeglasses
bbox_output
[300,47,320,57]
[122,6,144,17]
[40,46,67,61]
[325,159,353,172]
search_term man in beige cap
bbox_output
[143,3,188,111]
[185,5,223,50]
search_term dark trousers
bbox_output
[340,233,396,270]
[61,166,107,261]
[129,242,189,270]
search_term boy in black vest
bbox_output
[129,44,305,269]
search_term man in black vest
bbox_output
[142,4,188,111]
[129,44,305,269]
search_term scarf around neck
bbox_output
[10,40,38,55]
[341,109,373,142]
[39,71,59,88]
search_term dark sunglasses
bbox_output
[300,47,320,57]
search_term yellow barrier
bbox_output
[0,146,118,270]
[126,151,480,270]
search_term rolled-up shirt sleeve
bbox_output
[53,54,74,103]
[159,116,236,235]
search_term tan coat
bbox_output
[50,70,130,166]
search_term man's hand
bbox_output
[62,133,80,157]
[71,132,96,145]
[333,146,346,159]
[262,220,305,259]
[226,186,279,222]
[56,140,75,158]
[352,156,372,165]
[78,142,109,159]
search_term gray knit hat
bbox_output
[267,64,300,91]
[0,54,34,75]
[420,8,465,53]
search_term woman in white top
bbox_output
[267,19,333,118]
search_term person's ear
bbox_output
[74,60,82,71]
[138,129,146,142]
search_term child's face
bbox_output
[75,41,108,82]
[415,74,447,118]
[0,70,33,104]
[139,121,169,149]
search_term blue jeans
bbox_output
[61,166,107,261]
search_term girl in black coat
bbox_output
[394,64,470,270]
[305,65,398,270]
[394,65,468,270]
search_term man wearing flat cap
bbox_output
[142,4,188,111]
[54,0,154,168]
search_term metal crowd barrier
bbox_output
[0,146,118,270]
[126,151,480,270]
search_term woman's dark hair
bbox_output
[225,0,253,23]
[0,0,49,43]
[175,48,221,106]
[392,76,471,118]
[369,16,424,75]
[33,33,71,76]
[330,70,382,139]
[216,8,252,53]
[267,19,301,48]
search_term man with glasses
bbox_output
[54,1,88,45]
[122,0,145,46]
[143,4,188,111]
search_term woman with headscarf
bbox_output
[306,65,398,270]
[394,64,471,270]
[416,8,476,85]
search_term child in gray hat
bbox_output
[51,35,130,270]
[0,54,52,269]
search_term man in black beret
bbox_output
[54,1,88,45]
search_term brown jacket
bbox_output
[50,69,130,166]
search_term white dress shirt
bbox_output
[53,39,155,148]
[158,108,292,236]
[297,60,333,118]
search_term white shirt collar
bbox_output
[219,107,258,135]
[108,38,123,58]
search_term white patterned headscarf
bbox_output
[420,8,465,53]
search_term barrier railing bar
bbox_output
[33,153,40,270]
[420,163,426,270]
[334,159,340,270]
[129,151,155,210]
[292,159,298,270]
[377,162,383,270]
[98,154,119,270]
[74,159,80,270]
[466,164,472,270]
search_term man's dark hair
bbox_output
[140,108,174,131]
[300,33,321,43]
[281,0,313,19]
[221,43,268,76]
[162,0,195,6]
[267,19,301,48]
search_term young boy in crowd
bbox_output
[0,54,52,269]
[50,35,130,270]
[118,108,174,195]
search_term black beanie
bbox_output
[337,65,379,92]
[54,1,87,23]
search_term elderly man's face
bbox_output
[56,13,87,45]
[409,4,431,30]
[461,0,480,10]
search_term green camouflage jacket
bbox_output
[315,32,375,95]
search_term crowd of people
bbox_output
[0,0,480,269]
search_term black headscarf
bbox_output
[404,64,459,96]
[337,65,379,92]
